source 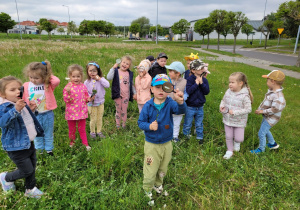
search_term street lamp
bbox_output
[156,0,158,44]
[15,0,22,39]
[90,13,95,20]
[259,0,267,45]
[62,5,72,38]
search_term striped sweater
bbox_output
[258,88,286,126]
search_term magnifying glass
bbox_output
[116,59,121,64]
[19,86,24,98]
[162,82,176,93]
[200,72,207,77]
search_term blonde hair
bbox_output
[0,76,22,96]
[67,64,84,82]
[86,61,102,80]
[272,79,284,86]
[121,55,133,69]
[23,60,52,89]
[230,72,253,103]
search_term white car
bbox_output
[156,36,168,40]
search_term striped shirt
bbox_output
[258,88,286,127]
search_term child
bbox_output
[84,61,110,138]
[107,55,135,129]
[138,74,186,204]
[250,70,286,154]
[148,53,168,79]
[63,64,93,151]
[183,59,210,144]
[0,76,44,198]
[184,53,199,79]
[166,61,187,142]
[146,55,155,67]
[220,72,253,159]
[134,59,152,113]
[23,60,60,156]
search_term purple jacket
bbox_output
[84,78,110,105]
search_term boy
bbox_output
[183,59,210,144]
[166,61,187,142]
[138,74,186,205]
[250,70,286,154]
[148,53,168,79]
[184,53,199,79]
[146,55,155,67]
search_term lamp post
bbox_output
[90,13,95,20]
[259,0,267,45]
[15,0,22,39]
[156,0,158,44]
[62,5,72,38]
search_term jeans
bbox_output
[258,118,275,151]
[6,142,37,190]
[183,106,204,139]
[34,111,54,152]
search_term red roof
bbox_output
[20,21,36,26]
[19,20,68,27]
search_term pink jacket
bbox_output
[135,73,152,105]
[63,83,89,120]
[23,75,60,110]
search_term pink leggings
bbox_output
[224,125,245,151]
[67,119,89,146]
[114,97,129,127]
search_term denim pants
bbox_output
[183,106,204,139]
[34,110,54,152]
[6,142,37,190]
[258,118,275,151]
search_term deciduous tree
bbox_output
[194,18,214,48]
[129,23,141,38]
[103,21,114,38]
[241,24,254,44]
[171,19,190,41]
[258,19,274,49]
[210,10,228,50]
[0,12,16,36]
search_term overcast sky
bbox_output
[1,0,288,26]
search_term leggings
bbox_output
[224,125,245,151]
[88,104,104,133]
[114,97,129,127]
[67,119,89,146]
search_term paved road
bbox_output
[202,45,298,66]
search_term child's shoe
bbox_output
[0,172,16,192]
[86,146,92,151]
[250,148,263,154]
[223,151,233,159]
[90,132,96,138]
[24,187,43,199]
[153,185,163,193]
[172,137,180,143]
[198,139,204,145]
[267,142,279,150]
[144,191,154,206]
[233,142,240,152]
[97,132,106,138]
[47,151,54,156]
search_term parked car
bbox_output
[155,36,168,41]
[128,36,141,40]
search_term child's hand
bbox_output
[220,107,224,112]
[65,83,71,94]
[228,110,234,115]
[113,63,119,69]
[133,94,137,100]
[255,110,263,115]
[196,76,203,85]
[174,89,184,104]
[15,99,26,112]
[28,100,37,111]
[95,75,101,81]
[149,120,158,131]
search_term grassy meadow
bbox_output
[0,38,299,209]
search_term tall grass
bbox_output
[0,39,299,209]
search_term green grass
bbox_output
[270,64,300,73]
[202,49,243,57]
[0,39,299,209]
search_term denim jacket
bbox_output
[0,102,44,151]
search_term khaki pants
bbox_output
[88,104,104,133]
[143,141,173,192]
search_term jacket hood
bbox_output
[148,96,172,108]
[229,87,249,96]
[0,97,12,105]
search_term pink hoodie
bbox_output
[135,73,152,105]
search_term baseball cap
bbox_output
[151,74,171,86]
[157,53,168,59]
[165,61,185,74]
[146,55,155,62]
[184,53,199,61]
[262,70,285,82]
[190,59,206,70]
[137,59,151,72]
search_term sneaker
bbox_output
[233,142,240,152]
[183,135,191,140]
[172,137,180,143]
[25,187,43,199]
[97,132,106,138]
[250,148,263,154]
[198,139,204,145]
[90,132,96,138]
[153,185,163,193]
[47,151,54,156]
[0,172,16,192]
[223,151,233,159]
[122,125,126,129]
[145,191,152,200]
[86,146,92,151]
[267,142,279,150]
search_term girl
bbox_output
[183,59,210,145]
[107,55,136,129]
[134,59,152,113]
[23,60,60,156]
[63,64,93,151]
[166,61,187,142]
[84,61,110,138]
[0,76,44,198]
[220,72,253,159]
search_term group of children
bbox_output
[0,52,286,204]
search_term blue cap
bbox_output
[151,74,171,86]
[165,61,185,74]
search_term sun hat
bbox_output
[262,70,285,82]
[157,52,168,59]
[165,61,185,74]
[151,74,171,86]
[146,55,155,62]
[184,53,199,61]
[189,59,206,70]
[137,59,151,72]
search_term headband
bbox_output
[41,61,47,65]
[88,62,100,69]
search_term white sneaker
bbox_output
[223,151,233,159]
[153,185,163,193]
[233,142,240,152]
[86,146,91,151]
